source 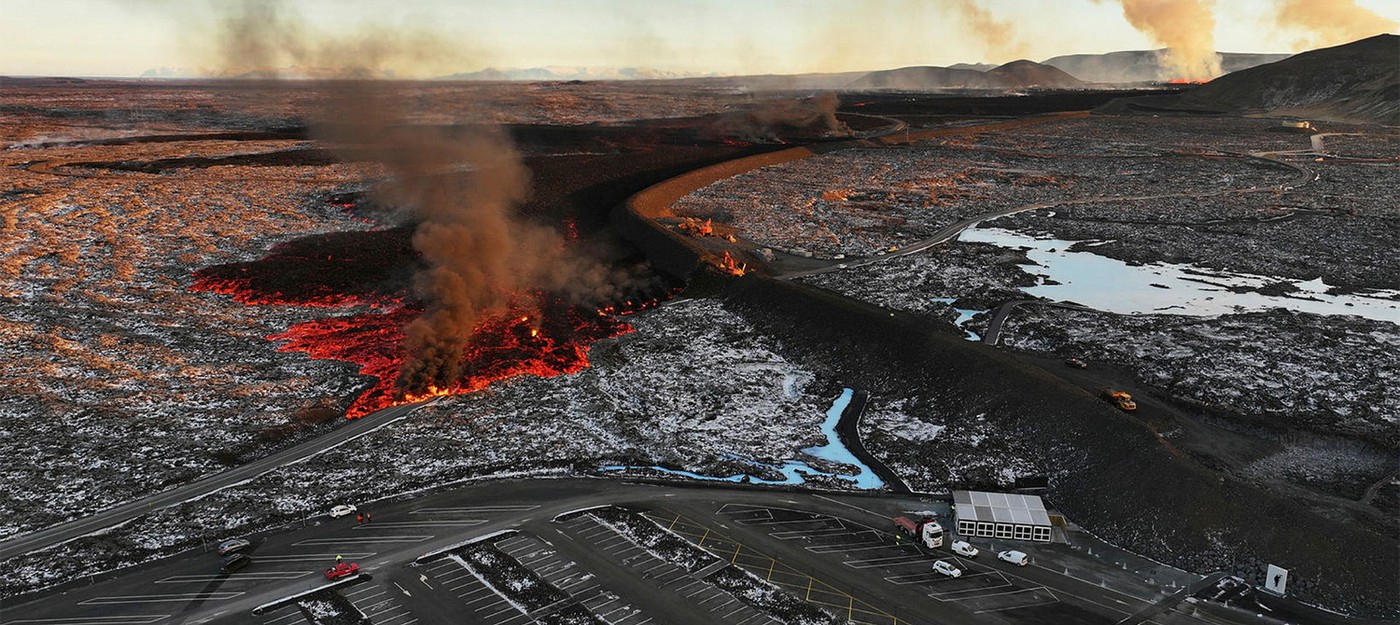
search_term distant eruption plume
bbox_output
[1108,0,1222,80]
[1275,0,1398,49]
[942,0,1030,61]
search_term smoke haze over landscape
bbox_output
[6,0,1396,78]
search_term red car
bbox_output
[324,562,360,580]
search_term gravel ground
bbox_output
[0,298,861,597]
[0,131,380,539]
[998,307,1399,445]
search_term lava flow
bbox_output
[267,295,637,418]
[190,228,417,308]
[192,218,665,418]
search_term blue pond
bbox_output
[960,227,1400,322]
[601,388,885,489]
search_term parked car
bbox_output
[329,504,357,518]
[1064,357,1087,369]
[216,538,250,556]
[325,561,360,580]
[997,550,1030,566]
[950,540,979,558]
[220,553,251,574]
[932,560,962,578]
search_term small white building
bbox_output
[953,490,1053,543]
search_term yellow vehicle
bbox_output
[1099,387,1137,411]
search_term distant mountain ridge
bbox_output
[438,66,713,81]
[1041,50,1292,83]
[847,59,1085,91]
[1177,34,1399,124]
[1098,35,1399,124]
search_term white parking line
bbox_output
[736,517,829,527]
[80,593,242,605]
[1031,562,1157,603]
[377,613,417,625]
[155,571,312,583]
[9,617,169,625]
[845,554,931,568]
[972,588,1061,614]
[352,521,486,529]
[262,610,303,625]
[436,571,471,584]
[808,542,893,554]
[255,552,375,563]
[294,536,433,545]
[926,576,1015,599]
[771,527,856,539]
[411,505,538,514]
[885,571,955,585]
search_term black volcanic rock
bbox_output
[1176,34,1399,124]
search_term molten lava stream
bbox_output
[267,299,636,418]
[191,275,399,308]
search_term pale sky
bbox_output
[2,0,1397,77]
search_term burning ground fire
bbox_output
[191,237,663,418]
[719,251,747,276]
[262,295,640,418]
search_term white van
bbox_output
[997,550,1030,566]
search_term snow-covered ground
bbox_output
[673,118,1295,261]
[999,306,1399,444]
[0,134,380,539]
[0,299,860,596]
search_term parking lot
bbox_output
[553,512,780,625]
[638,503,1141,625]
[495,533,653,624]
[723,505,1061,614]
[7,482,1222,625]
[418,555,534,625]
[640,507,902,625]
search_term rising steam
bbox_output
[1110,0,1222,80]
[711,92,851,142]
[1275,0,1398,49]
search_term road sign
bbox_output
[1264,564,1288,596]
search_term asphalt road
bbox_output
[981,300,1094,346]
[6,478,1286,625]
[0,400,432,562]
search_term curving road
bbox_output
[0,400,433,561]
[981,300,1095,346]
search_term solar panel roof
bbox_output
[952,490,1052,527]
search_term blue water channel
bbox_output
[933,298,984,340]
[960,226,1400,322]
[600,388,885,489]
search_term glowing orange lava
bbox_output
[267,298,636,418]
[191,274,400,308]
[719,251,747,276]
